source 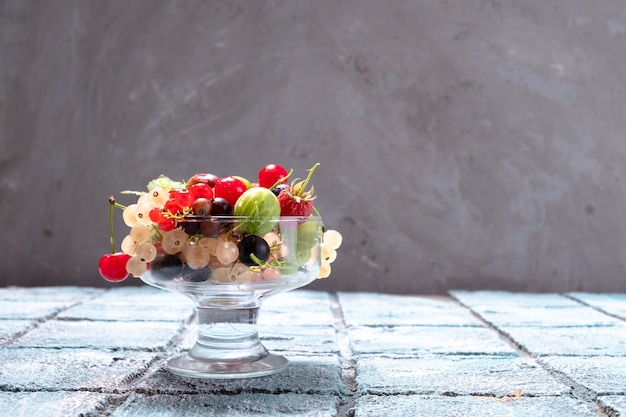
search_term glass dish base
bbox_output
[167,351,288,379]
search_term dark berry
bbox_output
[180,220,201,235]
[200,221,221,237]
[238,235,271,266]
[272,183,289,196]
[211,197,232,215]
[191,198,212,215]
[150,254,183,281]
[181,265,210,282]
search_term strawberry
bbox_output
[277,163,319,217]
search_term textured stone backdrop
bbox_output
[2,0,626,293]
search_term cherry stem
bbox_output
[269,168,293,191]
[108,196,118,253]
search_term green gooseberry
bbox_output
[233,187,281,235]
[297,221,321,251]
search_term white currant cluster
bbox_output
[318,229,342,278]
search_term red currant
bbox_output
[158,217,177,231]
[164,189,194,214]
[170,189,193,208]
[149,207,165,223]
[258,164,289,189]
[214,176,247,208]
[98,252,131,282]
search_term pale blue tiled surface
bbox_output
[0,286,624,417]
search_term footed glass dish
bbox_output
[138,215,326,379]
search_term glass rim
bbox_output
[177,215,322,222]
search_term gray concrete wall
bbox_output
[2,0,626,294]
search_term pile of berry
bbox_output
[98,163,341,284]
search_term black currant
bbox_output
[237,235,271,266]
[272,183,289,196]
[150,254,183,281]
[211,197,232,215]
[181,265,210,282]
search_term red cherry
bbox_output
[258,164,289,189]
[214,176,247,208]
[188,183,214,200]
[98,252,131,282]
[186,173,219,188]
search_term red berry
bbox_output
[188,183,214,200]
[214,176,247,208]
[149,207,165,223]
[191,198,212,215]
[186,173,219,188]
[164,198,184,215]
[98,252,131,282]
[170,189,193,208]
[158,217,177,231]
[258,164,289,189]
[278,190,314,217]
[276,163,319,217]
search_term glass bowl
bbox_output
[138,215,323,379]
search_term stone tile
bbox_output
[348,326,517,356]
[0,301,69,320]
[261,290,335,326]
[133,355,344,395]
[357,356,569,396]
[598,395,626,416]
[500,325,626,356]
[568,293,626,320]
[539,356,626,395]
[0,348,156,391]
[337,292,482,327]
[58,300,195,322]
[0,286,105,302]
[111,393,339,417]
[58,287,194,322]
[0,391,118,417]
[451,290,621,327]
[354,394,599,417]
[0,319,34,344]
[451,291,577,308]
[470,305,621,327]
[7,319,184,350]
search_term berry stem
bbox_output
[294,163,320,196]
[108,196,119,253]
[269,168,293,190]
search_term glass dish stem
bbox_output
[167,302,288,378]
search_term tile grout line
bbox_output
[0,289,112,349]
[447,293,533,359]
[329,292,357,417]
[448,292,614,417]
[563,293,626,323]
